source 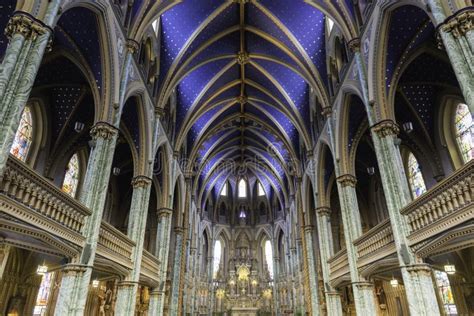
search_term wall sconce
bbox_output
[402,122,413,133]
[74,122,85,133]
[444,263,456,275]
[36,264,48,275]
[390,277,399,288]
[113,167,120,176]
[367,167,375,175]
[92,279,100,288]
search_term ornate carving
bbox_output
[348,38,361,53]
[126,39,140,54]
[316,207,331,216]
[236,94,248,105]
[321,106,332,117]
[131,175,152,188]
[237,51,250,65]
[303,225,314,232]
[441,10,474,39]
[5,13,50,41]
[90,122,119,140]
[336,174,357,187]
[370,120,399,138]
[157,208,173,218]
[61,264,89,276]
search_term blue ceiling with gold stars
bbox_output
[153,0,333,203]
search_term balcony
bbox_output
[140,249,161,283]
[354,219,395,268]
[401,160,473,246]
[97,221,135,269]
[327,248,349,283]
[0,156,90,246]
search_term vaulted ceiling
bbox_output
[146,0,353,208]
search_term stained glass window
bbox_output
[220,182,227,196]
[258,182,265,196]
[434,271,457,315]
[33,272,54,316]
[62,154,80,198]
[238,179,246,198]
[407,152,426,198]
[10,106,33,162]
[212,240,222,279]
[454,103,473,163]
[264,240,274,278]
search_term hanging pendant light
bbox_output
[92,279,100,288]
[444,263,456,275]
[390,277,399,288]
[36,263,48,275]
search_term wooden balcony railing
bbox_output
[141,249,160,281]
[97,221,135,268]
[328,248,349,281]
[0,156,90,246]
[354,219,395,267]
[401,160,474,245]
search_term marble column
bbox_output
[296,238,306,313]
[350,39,441,316]
[315,207,343,316]
[169,227,185,315]
[335,174,377,316]
[0,245,11,279]
[150,208,173,316]
[188,246,197,315]
[115,175,153,316]
[303,225,320,315]
[207,255,214,314]
[272,255,280,314]
[0,4,60,175]
[427,1,474,113]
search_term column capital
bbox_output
[117,281,139,288]
[174,226,185,234]
[321,106,332,117]
[90,121,119,140]
[155,107,165,118]
[157,207,173,218]
[5,12,51,41]
[316,206,331,216]
[336,174,357,187]
[404,263,433,276]
[348,37,361,53]
[60,264,89,276]
[131,175,152,188]
[439,8,474,39]
[352,281,374,289]
[370,119,399,138]
[125,38,140,54]
[303,225,314,232]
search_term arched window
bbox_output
[62,153,80,198]
[258,182,265,196]
[10,106,33,162]
[264,240,274,279]
[220,182,227,196]
[454,103,473,163]
[212,240,222,279]
[238,179,247,198]
[407,152,426,198]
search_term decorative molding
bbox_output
[131,175,152,188]
[126,38,140,54]
[5,12,51,41]
[348,37,361,53]
[440,9,474,39]
[336,174,357,187]
[157,207,173,218]
[316,207,331,216]
[237,51,250,65]
[370,119,399,138]
[90,121,119,140]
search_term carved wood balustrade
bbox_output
[97,221,135,268]
[0,156,90,246]
[327,248,349,283]
[353,219,395,267]
[140,249,161,282]
[401,160,473,245]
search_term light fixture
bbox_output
[251,279,258,286]
[112,167,120,176]
[390,277,399,288]
[74,122,85,133]
[444,263,456,275]
[403,122,413,133]
[36,263,48,275]
[229,279,235,286]
[367,167,375,175]
[92,279,100,288]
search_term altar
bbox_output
[230,307,259,316]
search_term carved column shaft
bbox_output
[152,208,173,316]
[351,41,441,315]
[303,225,320,315]
[428,0,474,114]
[115,175,153,316]
[0,5,59,175]
[315,207,343,316]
